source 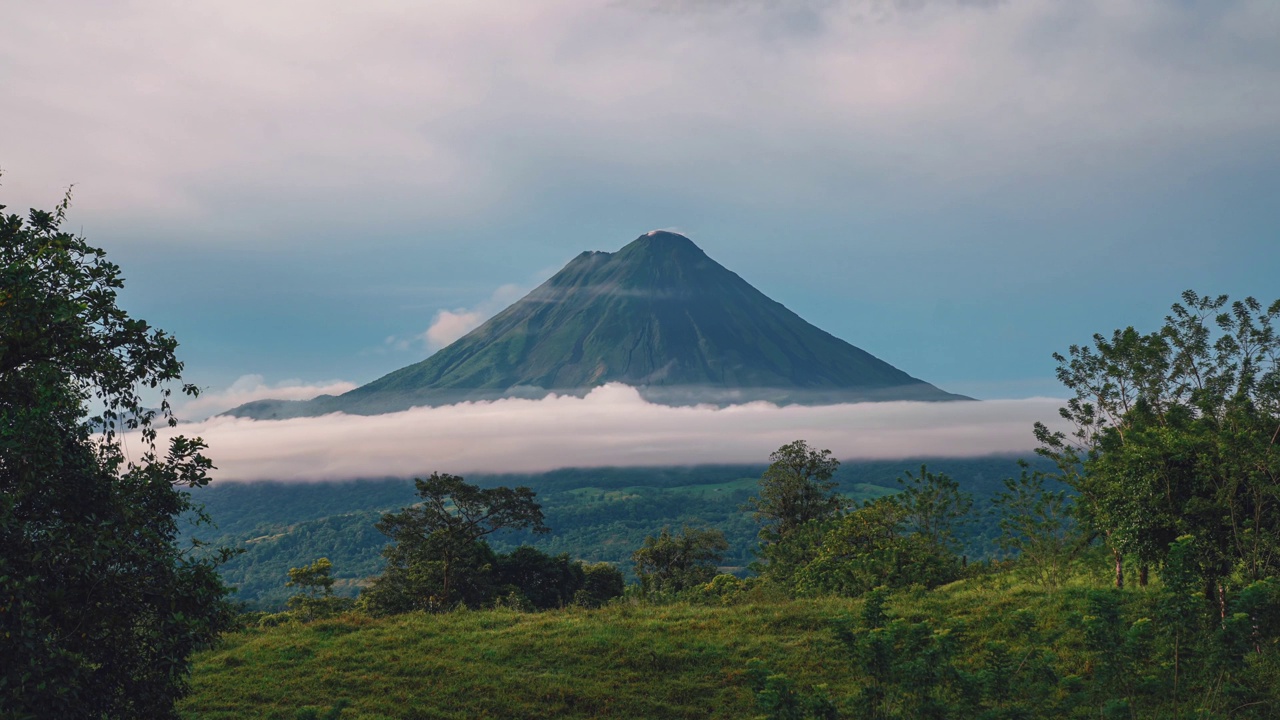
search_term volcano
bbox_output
[227,231,968,418]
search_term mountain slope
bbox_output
[229,231,966,418]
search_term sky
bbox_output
[5,1,1280,476]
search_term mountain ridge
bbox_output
[227,231,969,419]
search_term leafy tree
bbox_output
[1036,291,1280,593]
[752,518,837,588]
[0,189,235,718]
[286,558,352,620]
[748,441,844,584]
[748,440,843,541]
[794,497,959,597]
[896,464,973,557]
[361,472,549,614]
[494,546,583,610]
[575,562,626,608]
[288,557,337,597]
[632,525,729,594]
[992,461,1082,587]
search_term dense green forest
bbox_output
[186,456,1034,609]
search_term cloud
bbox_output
[140,384,1068,482]
[423,284,526,351]
[4,0,1278,237]
[177,374,357,420]
[424,309,488,351]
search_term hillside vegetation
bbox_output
[187,458,1024,609]
[181,560,1280,719]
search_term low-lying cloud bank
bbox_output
[178,374,358,420]
[143,384,1067,482]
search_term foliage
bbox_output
[748,441,846,586]
[895,464,973,557]
[182,561,1280,719]
[494,546,584,610]
[360,472,548,614]
[749,440,844,542]
[992,461,1082,587]
[632,525,729,594]
[575,562,626,608]
[0,190,235,718]
[752,517,841,587]
[285,558,353,620]
[186,458,1028,609]
[794,498,960,597]
[1036,290,1280,590]
[746,659,839,720]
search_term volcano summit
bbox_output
[228,231,968,418]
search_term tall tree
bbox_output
[748,440,843,542]
[747,440,844,586]
[361,472,549,614]
[1036,290,1280,592]
[896,464,973,557]
[0,189,235,718]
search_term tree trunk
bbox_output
[1114,547,1124,589]
[1139,565,1149,587]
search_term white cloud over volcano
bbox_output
[177,374,357,420]
[144,384,1067,482]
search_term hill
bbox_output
[227,231,966,419]
[180,561,1280,719]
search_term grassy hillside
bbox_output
[182,562,1268,719]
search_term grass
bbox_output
[181,568,1140,719]
[184,596,859,719]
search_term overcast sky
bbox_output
[5,0,1280,415]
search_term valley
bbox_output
[189,456,1028,609]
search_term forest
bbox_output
[187,457,1025,608]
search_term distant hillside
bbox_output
[185,456,1039,609]
[227,231,967,419]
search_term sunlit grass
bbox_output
[182,569,1126,719]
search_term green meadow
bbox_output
[182,563,1238,720]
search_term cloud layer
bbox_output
[6,1,1279,230]
[143,384,1067,482]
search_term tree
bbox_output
[575,562,626,608]
[1036,291,1280,593]
[0,189,235,718]
[748,440,844,542]
[794,497,960,597]
[992,462,1082,587]
[494,546,584,610]
[361,472,549,614]
[286,557,353,620]
[896,464,973,557]
[632,526,729,594]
